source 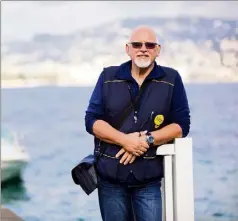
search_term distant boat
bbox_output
[1,128,30,183]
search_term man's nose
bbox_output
[140,43,148,52]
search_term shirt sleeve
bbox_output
[85,70,105,135]
[169,72,191,137]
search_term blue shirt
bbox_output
[85,61,190,137]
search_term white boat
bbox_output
[1,129,30,183]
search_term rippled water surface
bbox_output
[1,83,238,221]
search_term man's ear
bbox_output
[125,44,130,55]
[156,44,161,57]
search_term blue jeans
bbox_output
[97,178,162,221]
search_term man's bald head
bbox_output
[126,25,161,69]
[129,26,158,43]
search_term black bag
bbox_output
[71,154,98,195]
[71,82,149,195]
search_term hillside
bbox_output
[2,16,238,87]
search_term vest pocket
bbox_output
[96,154,119,181]
[144,156,164,180]
[133,156,164,182]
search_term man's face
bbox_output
[126,30,160,68]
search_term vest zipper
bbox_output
[133,83,143,124]
[134,111,138,123]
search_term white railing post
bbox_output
[157,138,194,221]
[173,138,194,221]
[157,144,175,221]
[163,155,174,221]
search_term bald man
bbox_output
[85,26,191,221]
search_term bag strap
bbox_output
[113,80,150,130]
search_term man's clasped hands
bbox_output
[115,130,150,165]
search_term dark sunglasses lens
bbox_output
[145,43,157,49]
[131,42,143,48]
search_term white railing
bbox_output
[157,138,194,221]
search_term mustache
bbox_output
[136,54,150,57]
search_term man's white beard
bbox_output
[134,57,152,68]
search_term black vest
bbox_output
[94,61,177,184]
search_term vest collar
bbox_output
[115,60,165,80]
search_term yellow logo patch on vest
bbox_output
[154,115,164,128]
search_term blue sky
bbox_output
[2,1,238,42]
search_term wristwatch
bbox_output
[146,132,155,145]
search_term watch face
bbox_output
[148,136,154,144]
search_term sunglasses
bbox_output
[128,42,159,49]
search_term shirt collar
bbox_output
[115,60,165,81]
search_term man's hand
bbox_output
[138,132,148,144]
[115,148,136,165]
[120,131,149,156]
[116,131,148,165]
